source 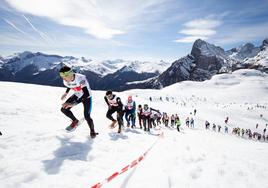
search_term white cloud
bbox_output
[5,0,165,39]
[184,19,221,29]
[179,29,216,36]
[174,36,208,43]
[175,18,222,43]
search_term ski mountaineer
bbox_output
[124,95,136,128]
[137,104,143,129]
[156,112,162,125]
[224,125,228,133]
[170,114,175,127]
[163,113,169,127]
[59,66,98,138]
[141,104,151,131]
[175,117,181,132]
[205,120,210,129]
[104,90,124,133]
[150,111,158,128]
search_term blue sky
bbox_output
[0,0,268,62]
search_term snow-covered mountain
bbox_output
[1,51,170,77]
[128,39,235,89]
[4,51,65,73]
[0,51,170,90]
[0,55,5,68]
[0,68,267,188]
[0,38,267,90]
[261,38,268,50]
[87,59,170,76]
[244,45,268,71]
[226,43,261,61]
[128,38,268,89]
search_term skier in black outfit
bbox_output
[218,125,221,132]
[205,120,210,129]
[0,131,2,136]
[194,109,197,115]
[59,66,98,138]
[104,90,124,133]
[137,104,143,129]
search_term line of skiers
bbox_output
[205,120,268,142]
[233,127,267,141]
[104,90,184,133]
[58,64,185,137]
[205,121,228,133]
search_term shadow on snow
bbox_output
[42,136,93,174]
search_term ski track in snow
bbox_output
[0,69,268,188]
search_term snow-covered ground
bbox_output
[0,69,268,188]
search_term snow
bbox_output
[0,69,268,188]
[5,51,64,73]
[126,76,157,85]
[226,43,260,61]
[87,59,171,76]
[194,39,226,58]
[244,47,268,68]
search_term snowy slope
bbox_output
[0,69,268,188]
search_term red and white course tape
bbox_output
[90,132,164,188]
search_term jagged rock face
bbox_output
[157,55,195,87]
[128,40,233,89]
[154,44,223,88]
[191,39,227,72]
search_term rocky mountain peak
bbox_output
[191,39,226,57]
[261,38,268,50]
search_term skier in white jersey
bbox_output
[59,66,98,138]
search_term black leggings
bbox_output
[61,95,95,133]
[106,106,124,130]
[138,114,142,128]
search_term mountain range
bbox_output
[0,38,267,91]
[127,38,268,89]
